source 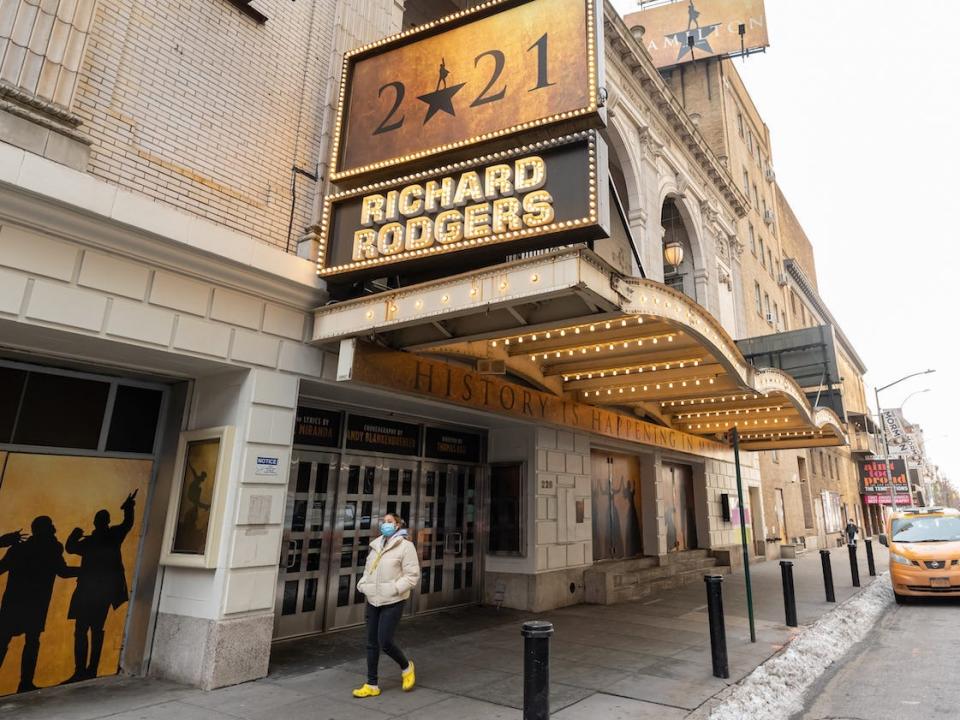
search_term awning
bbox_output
[312,248,846,451]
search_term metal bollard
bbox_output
[780,560,798,627]
[820,549,836,602]
[704,575,729,679]
[521,620,553,720]
[848,543,861,587]
[865,538,876,576]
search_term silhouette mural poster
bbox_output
[171,438,220,555]
[0,453,150,696]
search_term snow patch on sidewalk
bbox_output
[708,573,893,720]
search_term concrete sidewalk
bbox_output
[0,544,888,720]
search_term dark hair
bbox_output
[384,513,408,530]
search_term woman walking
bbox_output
[352,513,420,698]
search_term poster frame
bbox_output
[159,426,236,569]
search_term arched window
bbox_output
[660,198,695,300]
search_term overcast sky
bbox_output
[613,0,960,485]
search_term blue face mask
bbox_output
[380,522,397,537]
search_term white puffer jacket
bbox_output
[356,533,420,607]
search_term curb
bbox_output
[689,572,893,720]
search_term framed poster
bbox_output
[160,427,235,569]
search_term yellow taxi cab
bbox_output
[880,507,960,603]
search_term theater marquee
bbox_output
[329,0,602,181]
[317,131,607,280]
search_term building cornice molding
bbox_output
[0,148,325,310]
[603,5,749,218]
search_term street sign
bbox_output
[329,0,602,182]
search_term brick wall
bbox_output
[64,0,335,252]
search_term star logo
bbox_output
[417,83,466,124]
[666,23,721,61]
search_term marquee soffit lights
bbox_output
[559,357,706,381]
[327,0,600,181]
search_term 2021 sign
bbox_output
[330,0,601,181]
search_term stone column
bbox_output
[150,368,298,690]
[640,452,666,556]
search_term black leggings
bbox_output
[365,600,408,685]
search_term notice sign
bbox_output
[424,427,482,463]
[329,0,601,181]
[294,407,342,448]
[346,415,421,456]
[318,132,605,280]
[858,458,909,494]
[254,456,279,477]
[624,0,769,69]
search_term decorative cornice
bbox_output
[0,173,324,310]
[602,5,749,218]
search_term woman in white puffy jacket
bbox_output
[352,513,420,699]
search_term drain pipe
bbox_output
[286,165,318,252]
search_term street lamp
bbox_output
[663,239,684,271]
[899,388,930,413]
[875,370,935,518]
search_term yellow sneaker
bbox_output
[402,661,416,692]
[352,683,381,698]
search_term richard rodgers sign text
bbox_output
[317,132,606,280]
[353,156,552,263]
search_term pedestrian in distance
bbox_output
[845,519,859,547]
[352,513,420,699]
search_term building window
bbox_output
[752,184,759,208]
[759,238,766,267]
[747,129,753,154]
[767,249,774,276]
[748,224,756,255]
[773,302,780,327]
[737,111,744,138]
[823,491,843,533]
[790,290,797,316]
[742,168,750,197]
[764,292,771,320]
[771,448,780,463]
[754,282,762,315]
[489,462,524,555]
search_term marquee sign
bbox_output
[329,0,602,181]
[624,0,769,69]
[858,458,909,494]
[340,341,734,462]
[317,131,607,280]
